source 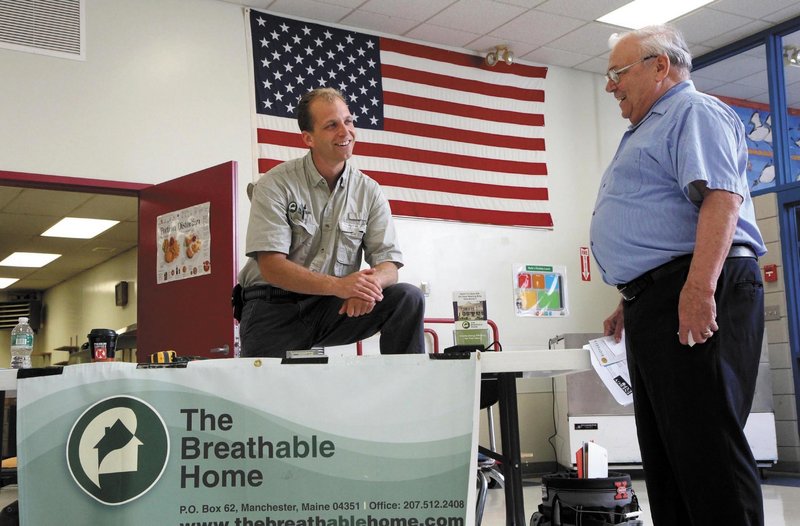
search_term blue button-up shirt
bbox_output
[590,81,766,285]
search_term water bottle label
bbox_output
[13,334,32,347]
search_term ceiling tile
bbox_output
[405,23,481,48]
[0,187,22,209]
[337,10,420,36]
[672,9,753,45]
[735,70,770,90]
[490,9,585,48]
[700,19,771,49]
[521,46,594,68]
[267,0,353,22]
[707,82,766,101]
[692,54,765,82]
[708,0,800,20]
[784,67,800,86]
[689,44,715,59]
[426,0,526,35]
[546,21,619,55]
[319,0,367,7]
[692,77,726,94]
[493,0,546,8]
[71,195,139,221]
[762,5,800,24]
[573,56,610,75]
[360,0,455,22]
[4,189,90,216]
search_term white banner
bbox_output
[17,355,480,526]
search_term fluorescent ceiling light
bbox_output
[597,0,713,29]
[41,217,120,239]
[0,278,18,289]
[0,252,61,268]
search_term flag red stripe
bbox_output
[384,118,545,151]
[384,92,544,127]
[258,128,305,148]
[355,143,547,175]
[258,129,548,175]
[388,200,553,228]
[365,170,549,200]
[382,64,544,102]
[258,158,283,174]
[380,37,548,80]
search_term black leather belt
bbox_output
[243,285,309,302]
[616,244,757,301]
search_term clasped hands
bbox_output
[336,268,384,317]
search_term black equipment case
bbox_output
[530,471,644,526]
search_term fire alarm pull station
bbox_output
[763,264,778,283]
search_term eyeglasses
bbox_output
[605,55,658,84]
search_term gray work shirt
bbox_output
[238,153,403,288]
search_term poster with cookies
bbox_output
[156,202,211,284]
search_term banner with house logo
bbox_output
[17,356,479,525]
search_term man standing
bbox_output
[590,26,767,525]
[237,87,425,357]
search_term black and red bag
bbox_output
[530,471,643,526]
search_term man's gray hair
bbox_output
[624,25,693,78]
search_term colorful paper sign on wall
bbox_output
[513,264,569,317]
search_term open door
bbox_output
[137,162,238,359]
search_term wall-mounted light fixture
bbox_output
[784,45,800,68]
[485,45,514,67]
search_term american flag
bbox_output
[248,10,551,229]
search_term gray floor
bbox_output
[480,472,800,525]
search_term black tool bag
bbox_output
[530,472,643,526]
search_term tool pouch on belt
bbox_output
[232,283,244,322]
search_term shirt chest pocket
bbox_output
[606,151,644,195]
[288,216,317,260]
[335,219,366,274]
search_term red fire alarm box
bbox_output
[764,264,778,282]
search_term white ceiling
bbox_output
[3,0,800,294]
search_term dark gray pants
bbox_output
[624,256,764,526]
[240,283,425,357]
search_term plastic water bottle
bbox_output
[10,316,34,369]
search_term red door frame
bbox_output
[0,170,148,195]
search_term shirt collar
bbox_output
[628,80,694,131]
[303,151,350,189]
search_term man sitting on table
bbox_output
[237,87,425,358]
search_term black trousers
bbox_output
[240,282,425,357]
[623,256,764,526]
